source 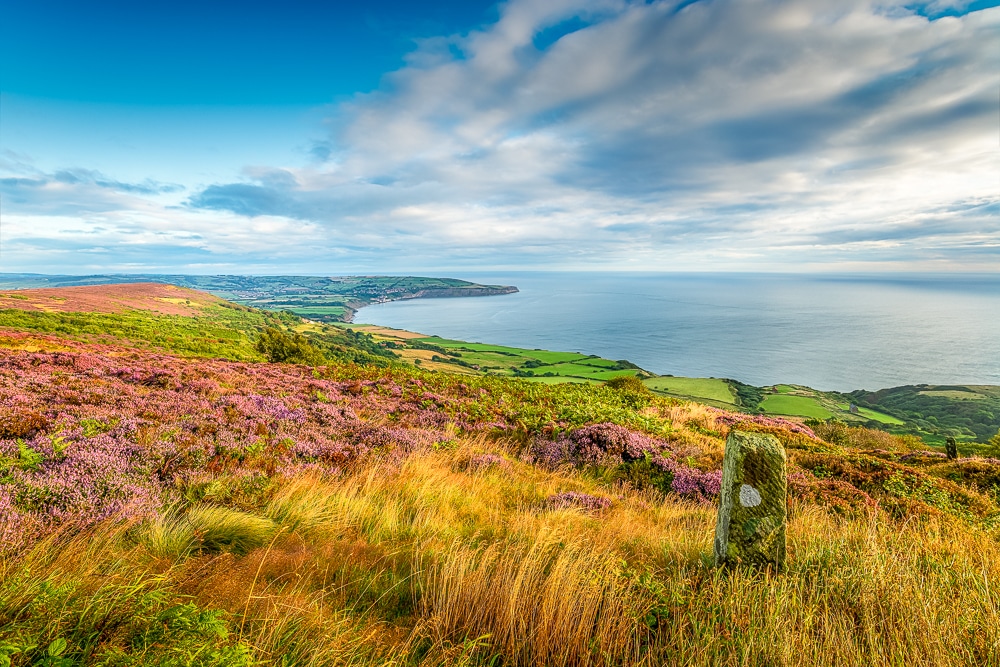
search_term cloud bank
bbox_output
[2,0,998,273]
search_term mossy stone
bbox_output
[713,430,787,568]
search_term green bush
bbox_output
[255,327,327,366]
[988,428,1000,457]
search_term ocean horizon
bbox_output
[357,272,1000,392]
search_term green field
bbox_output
[834,403,905,425]
[857,407,904,424]
[406,337,641,381]
[291,306,347,317]
[851,384,1000,442]
[760,394,835,419]
[521,375,599,384]
[526,362,617,376]
[642,377,737,405]
[918,390,986,400]
[419,338,593,363]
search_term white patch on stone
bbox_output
[739,484,762,508]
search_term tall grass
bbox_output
[1,438,997,665]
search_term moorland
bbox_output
[0,281,998,666]
[4,273,994,451]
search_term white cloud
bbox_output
[3,0,998,272]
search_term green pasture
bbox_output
[760,394,835,419]
[579,369,642,381]
[570,357,619,368]
[643,377,738,405]
[286,306,347,316]
[417,338,594,364]
[520,349,597,364]
[835,403,906,425]
[520,375,599,384]
[918,390,987,400]
[523,362,618,377]
[453,350,517,364]
[857,407,905,424]
[418,338,536,356]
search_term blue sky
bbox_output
[1,0,997,274]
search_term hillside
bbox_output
[851,384,1000,444]
[0,284,998,666]
[0,283,227,316]
[0,282,397,366]
[0,274,519,323]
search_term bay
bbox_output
[357,272,1000,392]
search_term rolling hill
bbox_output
[0,282,997,666]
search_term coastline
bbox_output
[340,317,997,450]
[340,284,519,323]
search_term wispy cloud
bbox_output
[0,158,184,216]
[2,0,997,272]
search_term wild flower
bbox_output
[650,455,722,499]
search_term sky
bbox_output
[1,0,997,275]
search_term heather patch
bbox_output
[525,422,725,502]
[712,410,818,440]
[0,342,687,545]
[791,451,996,521]
[651,456,723,500]
[527,422,664,468]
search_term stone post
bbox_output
[945,437,958,460]
[714,430,787,569]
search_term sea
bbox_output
[356,272,1000,392]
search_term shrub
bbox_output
[0,410,49,439]
[603,375,648,394]
[603,375,652,408]
[463,453,509,472]
[812,422,921,451]
[987,428,1000,457]
[255,327,327,366]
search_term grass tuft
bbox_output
[144,505,279,558]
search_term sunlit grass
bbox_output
[2,436,996,666]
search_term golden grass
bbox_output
[2,437,998,666]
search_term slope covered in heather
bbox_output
[0,286,998,666]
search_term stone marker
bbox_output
[714,430,787,569]
[945,437,958,460]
